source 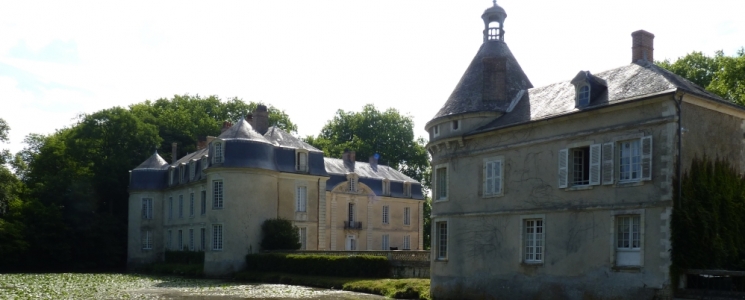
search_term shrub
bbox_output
[245,253,390,278]
[260,218,301,250]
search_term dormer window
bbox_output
[382,180,390,196]
[213,142,223,164]
[202,156,208,170]
[571,70,607,109]
[169,168,175,186]
[452,120,460,131]
[347,174,358,193]
[577,85,590,108]
[189,160,196,180]
[180,164,187,183]
[403,182,411,198]
[296,150,308,172]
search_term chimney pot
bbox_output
[253,105,269,135]
[221,121,233,133]
[631,30,655,63]
[171,142,178,163]
[197,136,207,150]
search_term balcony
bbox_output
[344,221,362,229]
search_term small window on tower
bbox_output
[433,125,440,137]
[452,120,460,131]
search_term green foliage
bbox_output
[1,95,298,272]
[164,251,205,265]
[658,48,745,105]
[671,157,745,270]
[260,218,301,250]
[422,198,432,250]
[245,253,391,278]
[304,104,430,185]
[0,118,8,143]
[234,271,431,299]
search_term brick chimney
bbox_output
[221,121,233,133]
[197,136,207,150]
[632,30,655,62]
[246,113,254,127]
[342,149,356,171]
[254,105,269,135]
[171,142,178,163]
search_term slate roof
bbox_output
[264,126,323,152]
[134,151,169,170]
[471,60,730,134]
[170,147,208,167]
[217,118,272,144]
[430,40,533,123]
[324,158,418,183]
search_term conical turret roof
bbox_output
[134,151,169,170]
[217,118,272,144]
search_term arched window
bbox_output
[577,85,590,107]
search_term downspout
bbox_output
[674,91,685,208]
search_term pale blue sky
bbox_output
[1,0,744,156]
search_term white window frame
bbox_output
[298,227,307,250]
[435,220,448,260]
[348,202,355,223]
[382,180,390,196]
[189,192,195,217]
[180,164,186,184]
[189,228,195,251]
[576,84,591,108]
[483,156,504,197]
[434,164,449,201]
[212,224,223,251]
[347,174,358,193]
[606,135,653,185]
[141,198,153,219]
[213,141,224,164]
[403,182,412,198]
[296,185,307,212]
[403,235,411,250]
[559,143,601,188]
[382,205,390,224]
[296,150,309,172]
[168,197,173,220]
[618,139,642,183]
[169,168,175,186]
[213,180,224,209]
[520,214,545,264]
[202,156,209,170]
[190,160,196,180]
[404,207,411,225]
[382,234,390,250]
[178,195,184,218]
[142,230,153,250]
[610,209,645,267]
[200,190,206,215]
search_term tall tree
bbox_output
[305,104,430,184]
[130,94,297,160]
[658,48,745,105]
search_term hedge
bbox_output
[245,253,390,278]
[672,157,745,271]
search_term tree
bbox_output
[129,95,298,160]
[260,218,301,250]
[304,104,432,249]
[304,104,430,184]
[658,48,745,105]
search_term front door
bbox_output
[345,234,357,250]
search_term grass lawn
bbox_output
[234,271,431,300]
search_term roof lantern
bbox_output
[482,0,507,42]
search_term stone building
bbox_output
[426,2,745,299]
[127,105,425,276]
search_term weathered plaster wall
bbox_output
[127,191,165,269]
[430,96,677,299]
[680,98,745,172]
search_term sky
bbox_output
[1,0,744,156]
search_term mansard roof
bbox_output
[323,158,418,183]
[217,118,271,144]
[264,126,323,152]
[471,61,728,134]
[430,40,533,122]
[170,147,208,167]
[134,151,169,170]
